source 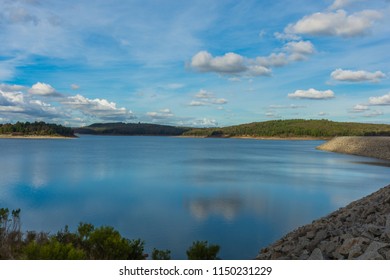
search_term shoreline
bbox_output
[317,136,390,161]
[0,134,76,139]
[177,135,330,140]
[257,136,390,260]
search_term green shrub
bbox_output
[186,241,220,260]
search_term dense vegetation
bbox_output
[0,208,220,260]
[74,122,191,136]
[0,121,75,137]
[183,119,390,138]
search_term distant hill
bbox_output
[183,119,390,138]
[74,120,390,138]
[74,122,191,136]
[0,121,75,137]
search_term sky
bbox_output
[0,0,390,127]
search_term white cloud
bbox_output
[364,110,383,117]
[0,89,25,106]
[189,100,207,107]
[284,40,315,61]
[256,40,315,68]
[71,84,80,90]
[265,111,280,118]
[331,68,386,82]
[147,108,174,119]
[190,51,247,74]
[284,41,315,55]
[285,9,382,37]
[274,31,301,41]
[29,82,57,95]
[0,83,26,92]
[190,89,228,107]
[329,0,351,10]
[190,51,272,77]
[318,112,328,116]
[288,88,335,99]
[351,104,369,112]
[212,98,228,105]
[269,104,306,109]
[329,0,366,10]
[195,89,214,99]
[62,94,135,120]
[0,87,62,119]
[256,53,289,68]
[368,92,390,105]
[193,118,218,127]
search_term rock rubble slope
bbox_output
[257,137,390,260]
[256,185,390,259]
[317,136,390,160]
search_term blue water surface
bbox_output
[0,135,389,259]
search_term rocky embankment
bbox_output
[256,185,390,260]
[257,136,390,260]
[317,136,390,160]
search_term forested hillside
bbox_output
[183,119,390,138]
[0,121,75,137]
[74,122,191,136]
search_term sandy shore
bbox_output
[0,134,76,139]
[257,136,390,260]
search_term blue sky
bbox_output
[0,0,389,127]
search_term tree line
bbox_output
[183,119,390,138]
[74,122,191,136]
[0,121,75,137]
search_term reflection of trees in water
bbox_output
[187,196,242,221]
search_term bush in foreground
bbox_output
[1,208,220,260]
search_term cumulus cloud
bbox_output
[193,118,218,127]
[368,93,390,105]
[71,84,80,90]
[269,104,306,109]
[351,104,369,112]
[189,89,228,107]
[190,51,247,74]
[364,110,383,117]
[284,41,315,61]
[62,94,134,121]
[0,89,25,106]
[0,87,62,119]
[195,89,214,99]
[189,100,207,107]
[146,108,174,119]
[329,0,366,10]
[285,9,382,37]
[29,82,57,95]
[255,40,315,69]
[190,51,272,77]
[288,88,335,99]
[191,40,316,77]
[331,69,386,82]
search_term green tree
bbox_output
[186,241,220,260]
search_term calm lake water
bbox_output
[1,135,389,259]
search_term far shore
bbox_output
[176,135,330,140]
[0,134,76,139]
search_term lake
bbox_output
[1,135,389,259]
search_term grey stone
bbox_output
[347,245,362,259]
[308,248,323,260]
[337,237,368,256]
[367,224,384,236]
[357,241,388,260]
